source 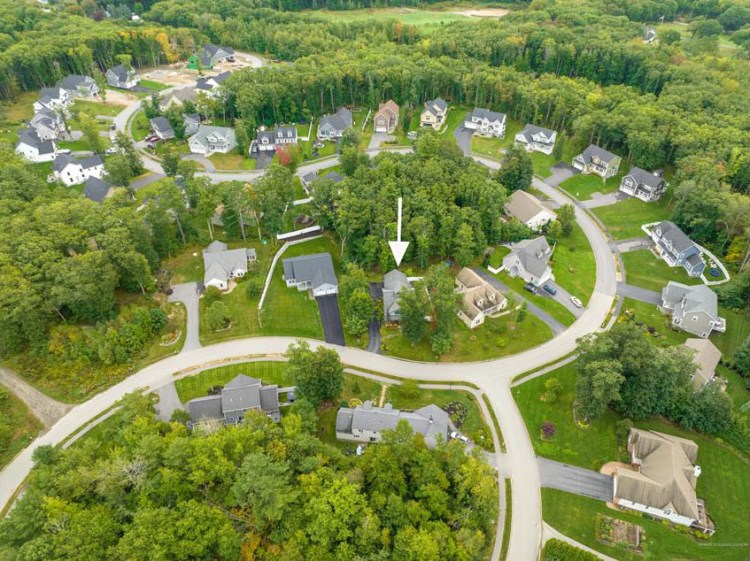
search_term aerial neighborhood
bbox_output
[2,5,750,561]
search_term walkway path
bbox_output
[0,367,71,428]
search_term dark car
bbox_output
[543,284,557,296]
[524,282,536,293]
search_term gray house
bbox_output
[317,107,353,140]
[648,221,705,278]
[502,236,554,287]
[187,374,281,427]
[383,269,413,323]
[661,282,726,338]
[57,75,99,98]
[253,126,298,153]
[150,116,175,140]
[572,144,621,179]
[282,252,338,297]
[106,64,140,90]
[30,108,65,141]
[619,167,667,202]
[188,125,237,155]
[183,113,201,136]
[203,240,256,291]
[336,401,450,448]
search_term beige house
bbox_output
[683,338,722,390]
[373,100,400,133]
[420,97,447,131]
[454,268,507,329]
[614,429,714,534]
[504,190,558,232]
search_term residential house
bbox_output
[514,124,557,155]
[454,268,507,329]
[502,236,554,287]
[300,170,344,191]
[504,190,558,231]
[683,338,722,391]
[159,87,197,110]
[282,252,338,297]
[253,126,298,153]
[106,64,140,90]
[373,100,399,133]
[195,71,232,98]
[420,97,448,130]
[188,125,237,155]
[464,108,506,138]
[317,107,353,140]
[382,269,413,323]
[183,113,201,136]
[15,128,57,163]
[83,176,113,203]
[336,401,450,448]
[52,154,105,186]
[30,108,65,140]
[613,429,714,534]
[648,221,705,278]
[188,45,235,70]
[33,86,71,113]
[150,116,175,140]
[187,374,281,427]
[620,167,667,202]
[202,240,256,291]
[572,144,621,179]
[661,282,726,338]
[57,75,99,98]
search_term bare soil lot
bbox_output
[139,52,265,87]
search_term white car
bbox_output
[450,431,469,443]
[570,296,583,308]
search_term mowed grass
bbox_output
[208,150,257,170]
[139,79,170,92]
[0,392,43,469]
[550,223,596,305]
[469,118,525,159]
[559,171,624,200]
[713,307,750,358]
[619,298,689,346]
[131,110,150,142]
[175,361,289,402]
[496,270,576,327]
[593,196,673,240]
[1,91,37,122]
[308,8,473,34]
[621,249,702,292]
[72,99,125,117]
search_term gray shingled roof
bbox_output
[189,125,235,148]
[186,374,280,424]
[468,107,505,122]
[108,64,130,82]
[58,75,95,91]
[654,221,695,254]
[626,167,663,189]
[282,252,337,290]
[323,171,344,183]
[52,154,103,172]
[581,144,618,164]
[506,236,552,278]
[187,394,223,422]
[17,128,56,155]
[202,242,249,285]
[150,116,173,135]
[222,374,261,413]
[517,123,555,144]
[84,176,111,203]
[319,107,352,133]
[338,401,449,447]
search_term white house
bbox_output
[572,144,621,179]
[30,108,65,141]
[202,240,256,291]
[57,75,99,98]
[502,236,554,287]
[514,124,557,155]
[464,108,506,138]
[33,87,71,113]
[106,64,140,90]
[317,107,353,140]
[504,190,558,231]
[15,128,57,163]
[52,154,105,186]
[188,125,237,155]
[282,253,338,297]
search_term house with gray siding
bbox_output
[648,221,705,278]
[382,269,413,323]
[661,282,725,338]
[572,144,621,179]
[317,107,352,140]
[620,167,667,202]
[186,374,281,427]
[282,252,338,297]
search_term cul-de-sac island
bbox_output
[1,1,750,560]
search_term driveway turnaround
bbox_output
[545,163,578,187]
[538,457,614,501]
[316,294,346,346]
[618,283,662,305]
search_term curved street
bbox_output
[0,90,619,561]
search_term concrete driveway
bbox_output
[168,282,202,351]
[316,294,346,346]
[368,132,395,150]
[546,163,578,187]
[183,153,215,171]
[538,457,614,501]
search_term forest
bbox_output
[0,392,499,561]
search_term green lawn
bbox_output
[1,91,37,122]
[208,150,256,170]
[131,110,150,142]
[175,361,290,402]
[72,99,125,117]
[593,196,673,240]
[559,171,625,201]
[439,105,469,137]
[307,8,477,34]
[0,391,43,469]
[488,246,510,269]
[57,138,95,152]
[139,79,170,92]
[719,364,750,414]
[134,177,175,204]
[551,223,596,305]
[713,307,750,358]
[163,245,205,283]
[621,250,702,292]
[381,309,554,362]
[496,270,576,327]
[619,298,689,346]
[469,118,525,159]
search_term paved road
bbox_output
[168,282,202,351]
[618,283,662,305]
[544,281,586,318]
[0,367,71,427]
[538,457,614,501]
[131,172,166,190]
[316,294,346,346]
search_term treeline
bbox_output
[0,392,498,561]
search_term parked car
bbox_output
[450,431,469,443]
[524,282,536,293]
[543,284,557,296]
[570,296,583,308]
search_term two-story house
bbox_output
[420,97,448,130]
[187,45,235,70]
[33,86,71,113]
[572,144,621,179]
[647,221,705,278]
[188,125,237,155]
[661,282,725,338]
[57,75,99,98]
[504,190,558,232]
[150,116,175,140]
[373,100,399,133]
[106,64,140,90]
[186,374,281,427]
[514,124,557,155]
[30,108,65,141]
[52,154,105,186]
[619,167,667,202]
[195,71,232,98]
[15,128,58,163]
[317,107,353,140]
[455,267,507,329]
[464,108,506,138]
[253,126,298,153]
[502,236,554,287]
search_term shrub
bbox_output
[541,421,556,440]
[205,301,231,331]
[399,379,419,399]
[203,286,223,305]
[245,277,264,299]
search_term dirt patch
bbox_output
[596,514,643,552]
[139,52,265,87]
[448,8,509,18]
[99,90,139,105]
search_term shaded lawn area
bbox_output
[550,223,596,305]
[621,249,702,293]
[134,177,175,204]
[488,246,510,269]
[131,110,150,142]
[619,298,689,347]
[0,392,43,469]
[72,99,125,117]
[381,310,553,362]
[139,79,170,92]
[719,364,750,414]
[163,244,204,284]
[592,196,672,241]
[713,307,750,358]
[496,270,576,327]
[559,172,624,200]
[208,150,256,170]
[317,374,384,447]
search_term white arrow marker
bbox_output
[388,197,410,267]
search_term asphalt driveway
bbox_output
[316,294,346,346]
[538,457,613,501]
[453,125,473,156]
[546,163,578,187]
[168,282,202,351]
[618,283,662,305]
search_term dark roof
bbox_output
[517,123,556,144]
[282,252,338,289]
[212,71,232,84]
[17,128,55,154]
[323,171,344,183]
[654,221,695,253]
[187,395,223,422]
[581,144,618,164]
[150,116,173,134]
[625,166,663,189]
[108,64,130,81]
[319,107,353,132]
[203,44,235,57]
[53,154,103,172]
[469,107,505,122]
[38,87,64,104]
[58,75,94,91]
[83,176,111,202]
[222,374,261,413]
[430,97,448,112]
